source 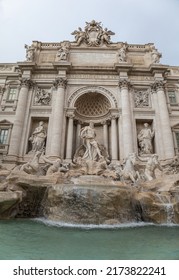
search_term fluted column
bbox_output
[101,121,108,152]
[8,78,33,156]
[66,112,75,160]
[119,79,133,158]
[152,81,174,159]
[76,121,82,149]
[50,77,67,157]
[111,115,118,161]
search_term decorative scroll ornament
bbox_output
[56,41,70,61]
[134,90,150,107]
[34,88,51,105]
[71,20,115,46]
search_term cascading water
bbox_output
[156,193,175,224]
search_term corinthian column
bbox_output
[111,115,118,161]
[66,112,75,160]
[101,121,108,152]
[76,121,82,149]
[8,78,33,157]
[119,79,133,158]
[152,81,174,159]
[50,77,67,157]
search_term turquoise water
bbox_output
[0,219,179,260]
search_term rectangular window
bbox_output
[168,91,177,104]
[0,129,8,144]
[7,88,16,101]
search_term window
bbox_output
[168,91,177,104]
[7,88,17,101]
[0,129,8,144]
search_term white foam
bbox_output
[33,218,155,229]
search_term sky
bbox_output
[0,0,179,66]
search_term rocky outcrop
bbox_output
[43,184,136,224]
[0,170,179,224]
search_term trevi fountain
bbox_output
[0,20,179,259]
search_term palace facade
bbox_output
[0,20,179,163]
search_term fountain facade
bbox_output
[0,20,179,224]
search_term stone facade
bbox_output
[0,20,179,163]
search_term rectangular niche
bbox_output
[27,117,49,154]
[136,119,155,156]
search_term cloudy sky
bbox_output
[0,0,179,65]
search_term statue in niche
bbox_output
[29,121,47,153]
[118,43,127,62]
[80,121,102,161]
[138,123,154,155]
[25,44,35,62]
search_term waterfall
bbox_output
[164,203,175,224]
[156,193,175,224]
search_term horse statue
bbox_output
[120,153,140,183]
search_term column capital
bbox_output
[66,112,75,119]
[110,114,118,120]
[53,77,67,89]
[20,78,34,89]
[151,80,166,92]
[118,78,132,89]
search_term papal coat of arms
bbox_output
[71,20,115,46]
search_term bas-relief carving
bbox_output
[34,88,51,105]
[134,89,150,108]
[0,66,14,72]
[71,20,115,46]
